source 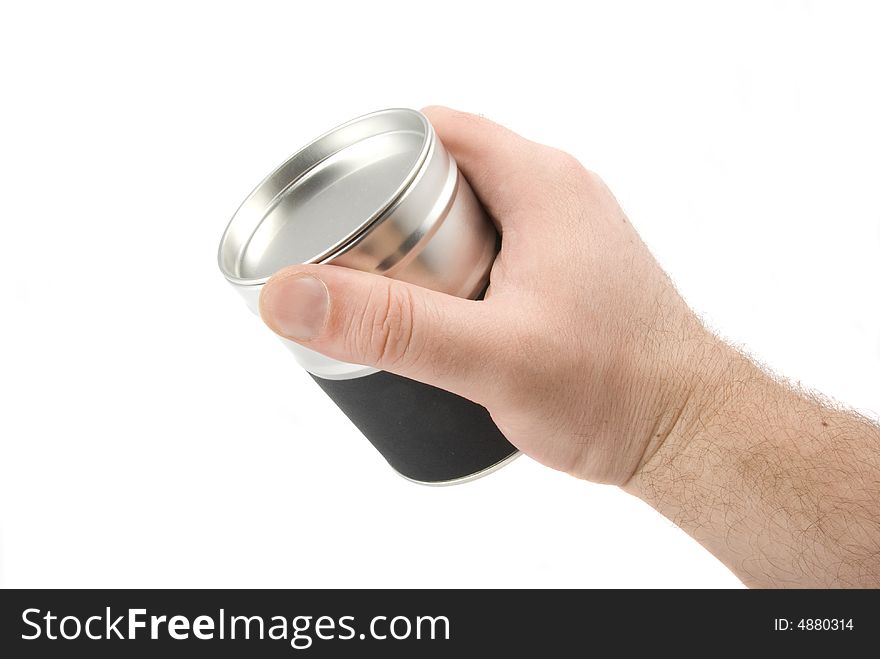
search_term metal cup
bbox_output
[218,108,518,484]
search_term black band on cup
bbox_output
[311,371,518,484]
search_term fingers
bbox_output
[421,105,543,222]
[259,264,502,405]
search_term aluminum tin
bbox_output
[217,108,497,379]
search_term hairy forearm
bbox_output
[625,342,880,588]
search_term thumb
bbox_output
[258,264,499,404]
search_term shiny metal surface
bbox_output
[394,450,522,487]
[218,108,498,378]
[219,109,431,283]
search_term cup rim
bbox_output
[217,108,433,287]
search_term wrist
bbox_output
[620,328,880,587]
[623,329,749,496]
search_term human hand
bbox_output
[259,106,880,586]
[258,105,721,486]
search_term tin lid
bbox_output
[218,108,432,286]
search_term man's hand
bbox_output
[259,106,880,587]
[259,105,712,484]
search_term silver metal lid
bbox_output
[218,108,432,286]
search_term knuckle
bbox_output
[580,167,607,195]
[542,147,576,170]
[543,148,595,185]
[541,150,608,212]
[553,148,582,170]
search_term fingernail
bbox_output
[260,274,329,341]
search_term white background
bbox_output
[1,1,878,588]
